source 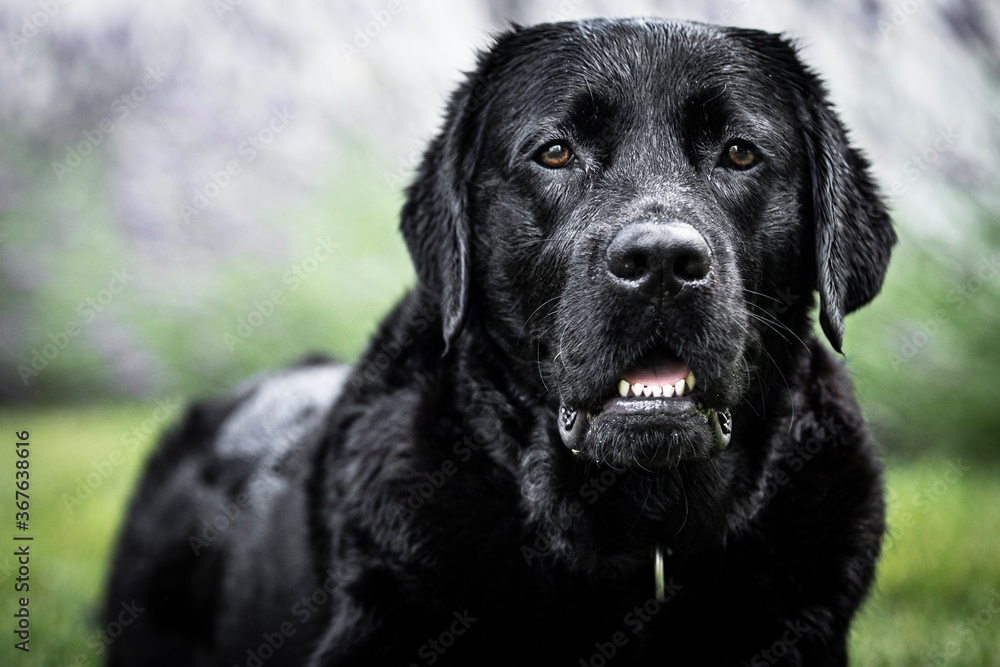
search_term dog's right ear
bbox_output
[400,52,495,353]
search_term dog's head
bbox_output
[401,19,894,471]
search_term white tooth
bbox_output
[642,385,654,397]
[618,380,630,397]
[686,371,696,392]
[674,379,686,396]
[651,385,663,397]
[633,383,645,397]
[571,449,580,455]
[663,384,674,398]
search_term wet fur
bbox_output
[106,19,894,666]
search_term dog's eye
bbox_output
[535,142,574,169]
[722,142,758,170]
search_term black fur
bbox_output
[105,19,895,666]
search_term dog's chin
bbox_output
[558,397,733,469]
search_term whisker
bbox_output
[746,311,792,346]
[627,482,655,535]
[518,295,561,344]
[508,237,577,250]
[536,344,550,392]
[740,288,783,304]
[743,302,812,355]
[707,457,727,485]
[729,317,791,421]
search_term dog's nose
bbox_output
[606,222,711,295]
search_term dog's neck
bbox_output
[346,290,815,578]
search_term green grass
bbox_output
[1,406,998,665]
[851,459,1000,665]
[0,405,176,667]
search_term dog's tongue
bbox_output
[621,353,690,388]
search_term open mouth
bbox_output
[558,346,733,462]
[606,348,697,411]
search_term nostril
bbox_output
[674,250,711,282]
[610,251,648,282]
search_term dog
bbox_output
[105,18,895,666]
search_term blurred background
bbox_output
[0,0,998,665]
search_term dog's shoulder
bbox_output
[746,339,885,593]
[163,357,345,461]
[212,359,350,466]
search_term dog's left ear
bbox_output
[792,53,897,353]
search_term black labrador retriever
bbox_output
[105,18,895,666]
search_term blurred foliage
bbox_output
[0,406,998,666]
[0,142,413,402]
[843,206,1000,462]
